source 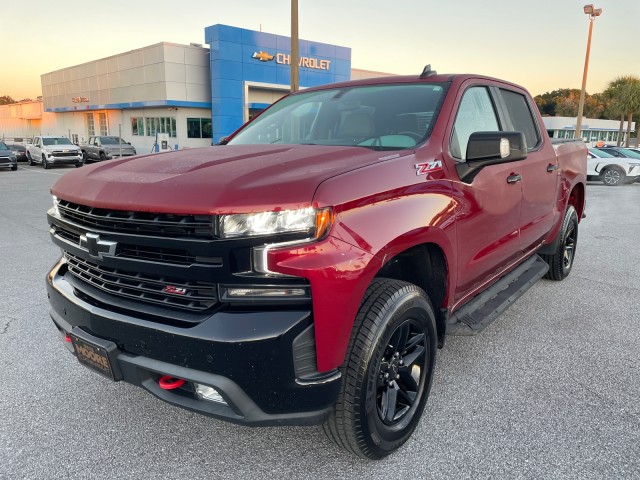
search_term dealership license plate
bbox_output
[70,333,116,380]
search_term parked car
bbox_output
[588,148,640,185]
[81,136,137,162]
[26,136,83,169]
[0,142,18,171]
[7,143,27,161]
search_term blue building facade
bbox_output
[204,24,351,143]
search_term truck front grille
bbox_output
[64,252,218,312]
[53,152,80,157]
[57,200,215,239]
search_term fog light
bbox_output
[195,383,227,405]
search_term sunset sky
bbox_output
[2,0,638,100]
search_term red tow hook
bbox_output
[158,375,186,390]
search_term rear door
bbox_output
[496,87,559,254]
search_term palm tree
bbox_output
[604,76,640,146]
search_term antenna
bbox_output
[420,65,437,79]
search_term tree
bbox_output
[604,76,640,146]
[0,95,15,105]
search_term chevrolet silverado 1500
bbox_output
[46,69,587,459]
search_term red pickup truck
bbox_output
[46,69,587,459]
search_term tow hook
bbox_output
[158,375,186,390]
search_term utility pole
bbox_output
[290,0,299,92]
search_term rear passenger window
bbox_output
[500,89,540,151]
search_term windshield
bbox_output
[43,137,73,146]
[100,137,126,145]
[229,83,448,150]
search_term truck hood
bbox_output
[51,144,410,214]
[44,145,80,152]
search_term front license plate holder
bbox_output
[70,328,122,381]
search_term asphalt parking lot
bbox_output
[1,163,639,479]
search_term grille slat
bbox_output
[64,253,217,312]
[58,200,215,239]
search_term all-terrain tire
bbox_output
[541,205,578,281]
[322,278,437,459]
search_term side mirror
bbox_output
[456,131,527,183]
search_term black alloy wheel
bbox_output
[323,278,437,459]
[542,205,579,281]
[376,320,427,425]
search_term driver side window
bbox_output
[450,87,500,161]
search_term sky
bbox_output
[2,0,638,100]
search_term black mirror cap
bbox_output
[466,131,527,163]
[457,131,527,183]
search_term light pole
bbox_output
[290,0,299,93]
[575,4,602,141]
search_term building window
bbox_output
[131,116,175,137]
[85,113,95,137]
[187,118,212,139]
[98,113,108,136]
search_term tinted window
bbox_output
[500,89,540,150]
[450,87,500,160]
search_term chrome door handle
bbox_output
[507,174,522,184]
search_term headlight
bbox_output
[220,207,333,239]
[52,195,60,216]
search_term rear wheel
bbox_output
[602,166,624,186]
[322,279,437,459]
[542,205,578,281]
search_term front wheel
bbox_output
[27,152,34,166]
[602,167,625,186]
[42,155,49,169]
[323,279,437,459]
[542,205,578,281]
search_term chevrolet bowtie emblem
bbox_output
[79,233,117,259]
[252,51,274,62]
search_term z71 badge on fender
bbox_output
[415,160,443,176]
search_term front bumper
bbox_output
[0,156,17,168]
[49,154,83,165]
[46,258,341,426]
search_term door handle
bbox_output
[507,174,522,184]
[547,164,558,172]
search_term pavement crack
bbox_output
[1,318,16,335]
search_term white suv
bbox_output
[587,148,640,186]
[26,136,83,169]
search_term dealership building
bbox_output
[2,24,635,150]
[3,24,382,153]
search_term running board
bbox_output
[447,255,549,336]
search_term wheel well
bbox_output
[568,182,585,220]
[375,243,448,347]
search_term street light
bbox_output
[575,4,602,141]
[290,0,299,93]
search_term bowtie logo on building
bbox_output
[252,51,275,62]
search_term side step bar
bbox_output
[447,255,549,336]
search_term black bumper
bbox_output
[46,259,341,426]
